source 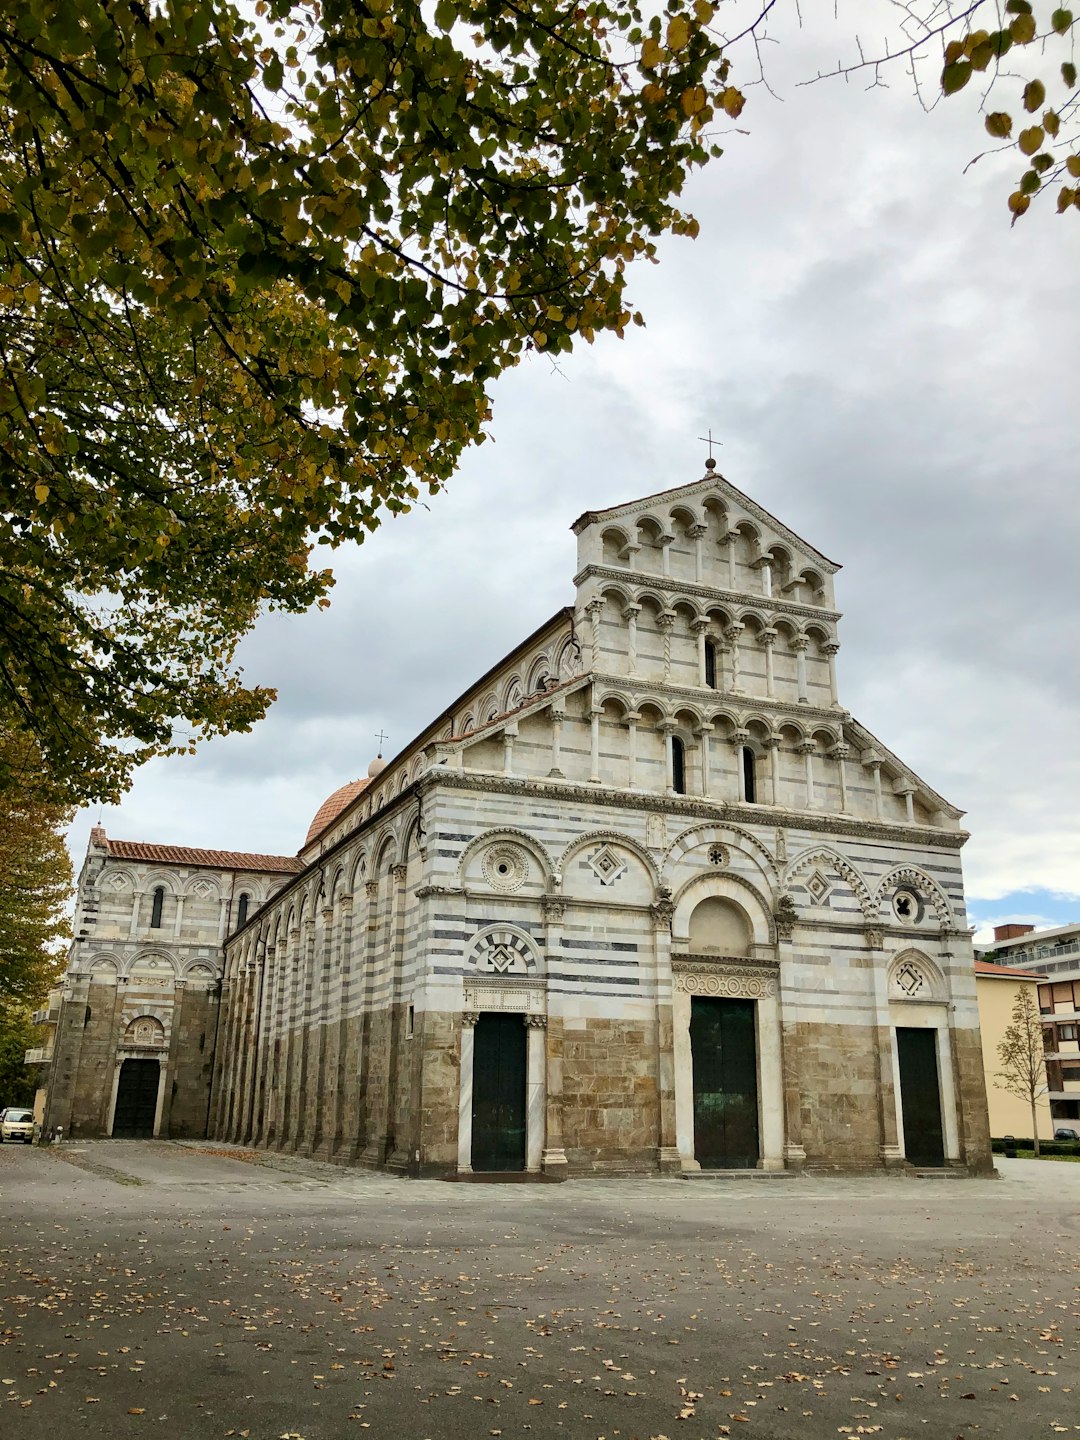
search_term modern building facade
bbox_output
[973,958,1053,1139]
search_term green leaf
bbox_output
[941,60,972,95]
[1023,78,1046,111]
[1051,8,1074,34]
[1063,61,1078,87]
[1018,125,1044,154]
[984,111,1013,138]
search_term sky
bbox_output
[68,3,1080,946]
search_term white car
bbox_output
[0,1109,35,1144]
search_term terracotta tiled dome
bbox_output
[304,779,369,848]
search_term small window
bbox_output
[407,1004,415,1038]
[741,746,756,803]
[671,736,686,795]
[1059,1024,1078,1042]
[150,886,164,928]
[704,640,717,689]
[237,892,249,927]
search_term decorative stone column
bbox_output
[623,603,641,676]
[761,627,777,698]
[589,705,603,784]
[691,617,710,686]
[722,530,737,589]
[862,751,884,820]
[172,893,185,939]
[695,723,713,798]
[794,634,810,704]
[457,1011,478,1173]
[548,698,565,777]
[726,622,744,692]
[823,641,841,707]
[502,722,516,776]
[308,904,335,1155]
[763,734,782,805]
[329,894,354,1157]
[659,531,673,576]
[866,927,904,1168]
[797,739,817,809]
[688,522,708,583]
[625,711,640,789]
[651,891,680,1172]
[585,597,604,669]
[525,1015,548,1173]
[759,556,773,598]
[829,742,851,812]
[894,780,916,823]
[731,727,751,801]
[541,895,568,1176]
[657,610,676,681]
[660,721,678,794]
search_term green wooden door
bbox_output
[471,1014,526,1172]
[690,997,759,1169]
[896,1027,945,1166]
[112,1059,160,1138]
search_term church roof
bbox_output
[571,471,841,571]
[974,959,1048,980]
[106,840,302,873]
[304,779,370,848]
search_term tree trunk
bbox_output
[1030,1095,1040,1157]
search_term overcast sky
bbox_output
[69,4,1080,944]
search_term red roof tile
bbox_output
[974,959,1048,980]
[304,779,370,848]
[107,840,302,873]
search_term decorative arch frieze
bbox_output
[464,923,544,977]
[784,847,876,919]
[873,866,953,930]
[663,822,781,887]
[887,949,946,1003]
[557,829,660,887]
[456,827,555,889]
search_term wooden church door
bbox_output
[690,997,760,1168]
[896,1027,945,1166]
[112,1059,160,1138]
[471,1014,527,1172]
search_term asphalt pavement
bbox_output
[0,1140,1077,1439]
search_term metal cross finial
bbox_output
[375,728,388,753]
[697,428,722,470]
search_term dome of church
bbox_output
[367,754,387,778]
[304,779,369,848]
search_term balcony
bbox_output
[31,1004,59,1025]
[23,1047,50,1065]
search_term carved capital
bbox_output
[461,1011,479,1028]
[651,887,675,930]
[524,1013,548,1030]
[622,602,641,620]
[828,742,851,760]
[796,740,817,755]
[793,635,811,652]
[656,610,677,630]
[760,627,778,647]
[391,863,407,882]
[725,623,744,642]
[690,617,711,634]
[584,597,604,618]
[542,894,567,921]
[773,893,798,941]
[365,881,378,900]
[730,728,751,747]
[687,523,709,540]
[864,927,884,951]
[823,641,841,657]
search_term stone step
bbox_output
[910,1167,969,1178]
[681,1169,799,1181]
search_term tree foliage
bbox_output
[0,723,71,1108]
[0,2,1074,804]
[0,0,730,801]
[995,985,1050,1154]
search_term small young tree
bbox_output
[996,987,1050,1155]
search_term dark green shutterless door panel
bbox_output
[112,1058,160,1138]
[690,997,759,1169]
[896,1027,945,1166]
[471,1014,527,1172]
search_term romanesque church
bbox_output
[38,467,993,1175]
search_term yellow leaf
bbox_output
[1067,154,1080,176]
[667,16,690,51]
[681,86,707,116]
[642,82,665,104]
[721,86,745,118]
[640,37,662,69]
[1018,125,1044,155]
[694,0,714,20]
[34,483,49,503]
[1008,190,1031,216]
[1010,13,1036,42]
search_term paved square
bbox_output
[1,1143,1076,1439]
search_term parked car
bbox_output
[1054,1127,1080,1141]
[0,1109,35,1144]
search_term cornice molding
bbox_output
[424,770,967,850]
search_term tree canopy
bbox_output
[0,1,1074,802]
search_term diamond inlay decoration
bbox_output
[469,928,535,976]
[806,870,832,905]
[586,843,628,886]
[894,960,926,997]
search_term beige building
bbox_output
[973,959,1053,1140]
[43,467,995,1175]
[979,921,1080,1127]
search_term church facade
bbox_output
[43,469,993,1175]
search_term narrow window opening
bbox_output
[237,892,250,927]
[704,640,717,689]
[741,746,757,803]
[407,1004,415,1038]
[671,736,687,795]
[150,886,164,928]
